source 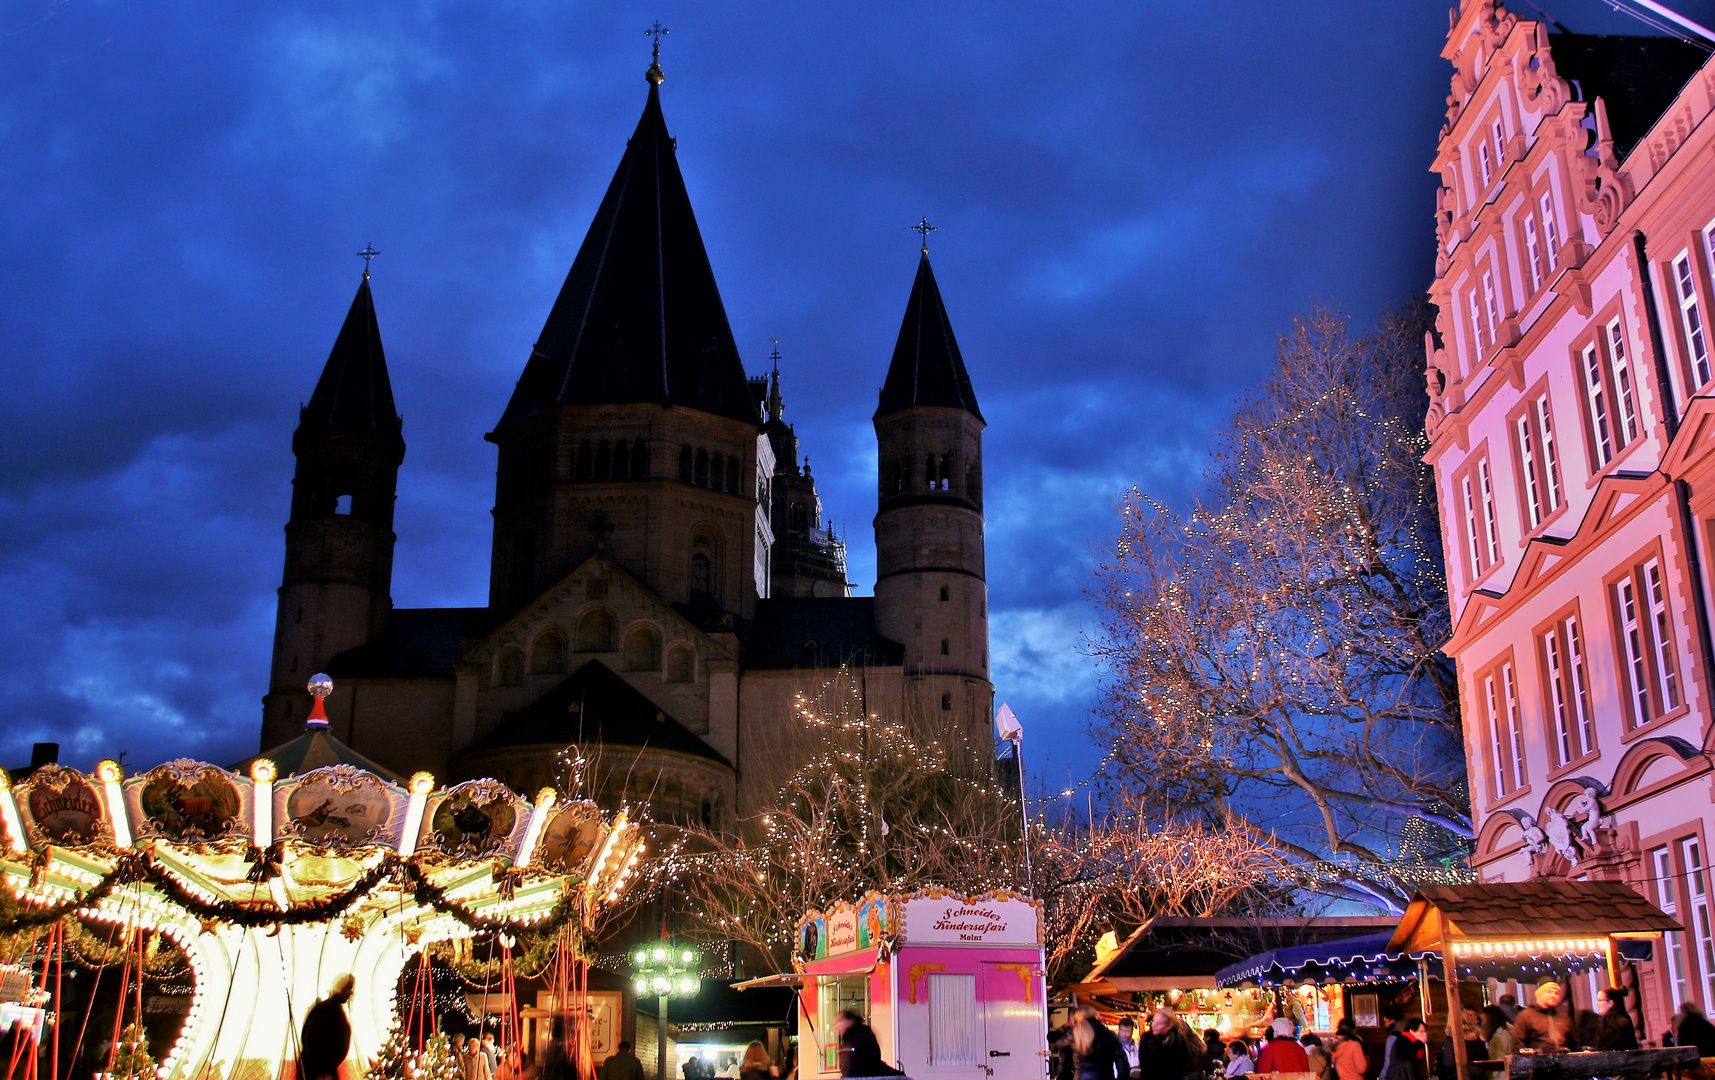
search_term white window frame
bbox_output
[1617,573,1652,728]
[1566,614,1594,757]
[1478,457,1499,567]
[1657,846,1690,1010]
[1543,626,1573,765]
[1462,474,1482,580]
[1492,118,1507,175]
[1502,662,1526,791]
[1525,215,1544,292]
[1469,291,1487,359]
[1645,558,1681,710]
[1674,251,1713,389]
[1536,395,1563,511]
[1609,318,1639,445]
[1479,141,1493,188]
[1483,270,1501,345]
[1685,837,1715,1012]
[1518,413,1543,528]
[1484,672,1509,800]
[1541,193,1561,272]
[1585,344,1614,467]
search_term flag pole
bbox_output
[996,704,1031,891]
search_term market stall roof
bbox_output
[1215,931,1436,988]
[1080,916,1398,991]
[1388,882,1681,953]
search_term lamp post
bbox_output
[631,943,702,1080]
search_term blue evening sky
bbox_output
[1,0,1709,787]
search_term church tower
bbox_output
[261,270,404,739]
[872,244,992,745]
[485,56,761,624]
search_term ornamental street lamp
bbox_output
[632,943,702,1080]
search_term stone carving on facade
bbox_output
[1543,806,1579,866]
[1576,100,1632,238]
[1424,333,1449,440]
[1516,22,1570,116]
[1520,816,1547,858]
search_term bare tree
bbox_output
[1089,304,1470,912]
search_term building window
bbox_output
[623,626,662,671]
[1478,141,1493,188]
[1491,118,1507,174]
[1481,659,1526,800]
[1656,846,1690,1009]
[1614,555,1681,727]
[1468,288,1489,362]
[665,646,694,683]
[939,585,950,601]
[1458,451,1500,582]
[690,552,712,593]
[940,638,950,656]
[679,446,693,483]
[1540,193,1560,272]
[575,609,616,653]
[1583,344,1615,468]
[1674,252,1712,389]
[1525,215,1544,293]
[1540,612,1594,767]
[531,629,568,674]
[1608,319,1640,445]
[1685,838,1715,1011]
[1514,392,1563,529]
[1482,270,1501,348]
[941,693,952,711]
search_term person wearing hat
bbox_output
[1512,979,1575,1053]
[299,973,356,1080]
[1255,1019,1310,1074]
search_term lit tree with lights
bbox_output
[1090,302,1472,912]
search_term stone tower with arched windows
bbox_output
[260,273,404,742]
[257,59,994,835]
[872,250,993,751]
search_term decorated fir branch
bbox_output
[109,1021,156,1080]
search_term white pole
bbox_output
[1620,0,1715,42]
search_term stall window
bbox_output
[1657,846,1691,1009]
[929,974,978,1066]
[819,976,870,1072]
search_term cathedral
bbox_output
[255,54,995,826]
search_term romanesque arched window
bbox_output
[711,452,725,491]
[612,440,629,480]
[632,440,649,478]
[695,449,709,488]
[690,553,712,594]
[594,441,611,479]
[622,626,662,671]
[498,649,524,687]
[532,628,568,674]
[665,646,694,683]
[726,458,740,494]
[576,442,593,481]
[679,446,693,483]
[576,609,616,652]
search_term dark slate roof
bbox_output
[495,82,755,432]
[301,276,402,437]
[471,660,728,765]
[233,725,405,782]
[324,608,490,679]
[1549,33,1710,158]
[875,252,982,422]
[745,598,905,669]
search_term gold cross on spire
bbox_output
[356,242,380,278]
[645,21,669,84]
[912,217,937,254]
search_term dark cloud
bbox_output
[1,0,1705,781]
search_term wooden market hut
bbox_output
[1389,882,1689,1080]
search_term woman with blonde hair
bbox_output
[1072,1007,1128,1080]
[739,1042,778,1080]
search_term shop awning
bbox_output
[733,973,808,990]
[1215,932,1437,988]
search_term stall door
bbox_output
[928,973,986,1080]
[981,963,1047,1080]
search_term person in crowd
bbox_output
[1137,1008,1197,1080]
[1596,988,1638,1052]
[684,1057,706,1080]
[1329,1028,1367,1080]
[1574,1008,1601,1054]
[739,1042,779,1080]
[1255,1019,1309,1074]
[1071,1006,1129,1080]
[464,1034,496,1080]
[1201,1031,1225,1077]
[602,1042,644,1080]
[1479,1006,1515,1061]
[1118,1018,1141,1080]
[1223,1043,1253,1078]
[835,1010,894,1077]
[1383,1019,1426,1080]
[1678,1002,1715,1057]
[1513,980,1575,1053]
[1300,1034,1330,1080]
[299,974,355,1080]
[1436,1015,1484,1080]
[1497,995,1520,1023]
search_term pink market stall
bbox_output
[787,890,1047,1080]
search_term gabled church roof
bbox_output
[300,275,402,438]
[875,252,982,422]
[494,78,756,432]
[472,660,729,766]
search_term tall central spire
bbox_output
[494,69,753,432]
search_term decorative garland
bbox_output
[431,931,559,987]
[0,848,578,938]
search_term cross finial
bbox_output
[356,242,380,278]
[645,21,669,84]
[769,336,781,373]
[912,217,937,254]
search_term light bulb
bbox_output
[653,947,667,961]
[636,978,650,993]
[678,977,698,994]
[653,977,670,992]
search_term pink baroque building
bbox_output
[1428,1,1715,1033]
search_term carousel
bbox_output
[0,676,645,1080]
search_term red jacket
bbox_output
[1255,1040,1310,1074]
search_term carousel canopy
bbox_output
[233,721,405,781]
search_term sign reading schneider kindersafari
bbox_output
[797,890,1042,961]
